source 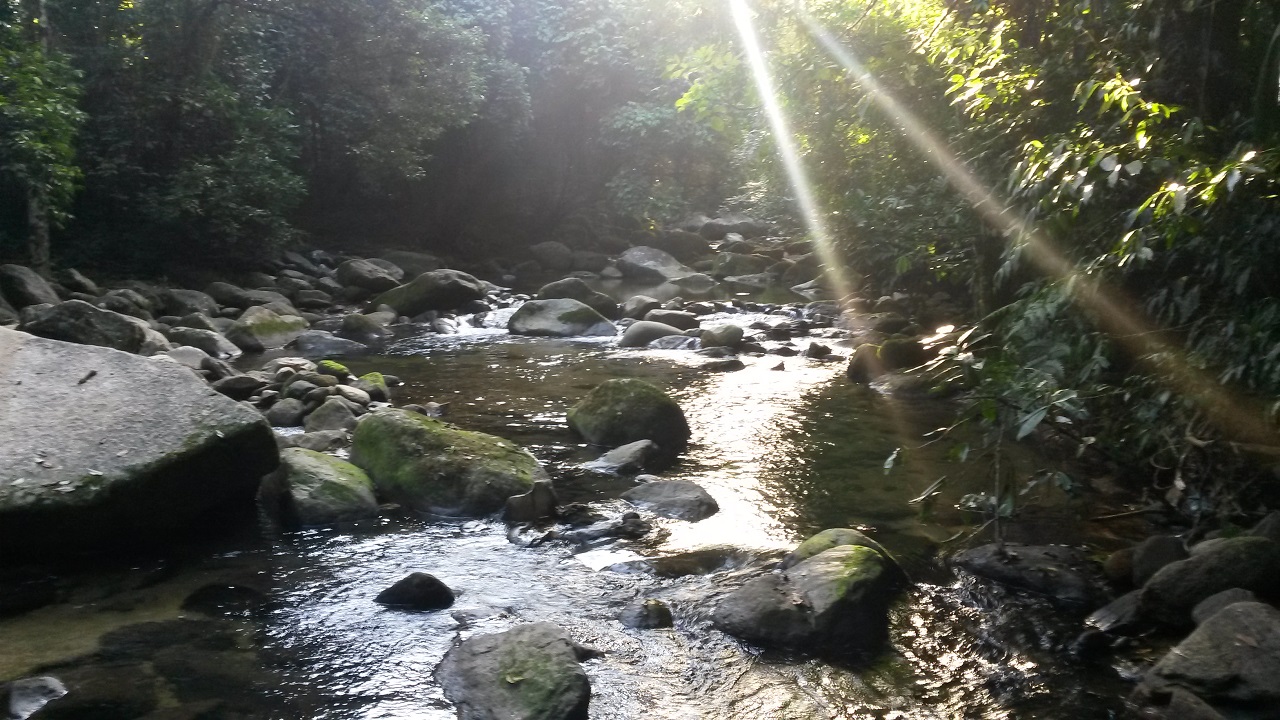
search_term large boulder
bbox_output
[536,277,618,319]
[435,622,591,720]
[1133,602,1280,717]
[952,543,1105,607]
[225,306,309,353]
[1138,536,1280,627]
[0,328,277,556]
[710,252,771,278]
[649,230,713,262]
[372,269,486,317]
[713,545,897,652]
[566,379,690,461]
[23,300,169,355]
[529,241,574,273]
[379,250,442,277]
[258,448,378,528]
[165,326,241,360]
[507,299,617,338]
[0,264,60,309]
[615,246,697,283]
[336,259,401,292]
[162,289,220,318]
[351,409,546,516]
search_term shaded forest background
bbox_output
[3,0,1280,513]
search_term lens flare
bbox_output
[796,7,1275,448]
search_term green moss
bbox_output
[317,360,350,378]
[556,306,606,325]
[566,378,689,453]
[792,528,892,566]
[358,372,388,392]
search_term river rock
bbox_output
[435,622,591,720]
[780,528,900,573]
[648,335,700,350]
[304,397,359,432]
[710,252,771,278]
[504,480,558,523]
[507,298,617,337]
[292,329,370,358]
[619,599,674,629]
[618,320,684,347]
[165,326,241,360]
[583,440,661,474]
[952,544,1105,607]
[210,374,267,401]
[266,398,307,426]
[699,213,769,239]
[378,250,441,277]
[1192,588,1259,625]
[670,273,718,293]
[621,295,662,320]
[225,306,309,352]
[536,277,619,319]
[713,545,895,652]
[0,328,277,555]
[1138,536,1280,627]
[650,229,712,262]
[259,447,377,527]
[375,572,455,610]
[621,480,718,521]
[338,313,394,343]
[352,409,546,516]
[616,246,696,283]
[1133,602,1280,717]
[643,309,698,330]
[22,300,168,355]
[0,264,60,309]
[530,241,574,272]
[700,325,744,349]
[162,289,220,318]
[19,663,158,719]
[1132,534,1188,586]
[5,676,67,718]
[372,269,486,316]
[336,258,401,292]
[566,379,690,462]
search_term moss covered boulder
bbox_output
[713,545,897,653]
[507,298,617,337]
[567,379,690,462]
[0,328,277,556]
[435,622,590,720]
[372,269,486,317]
[351,409,546,516]
[781,528,902,577]
[225,305,309,352]
[259,448,378,528]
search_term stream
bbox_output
[0,304,1149,719]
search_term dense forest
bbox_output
[3,0,1279,513]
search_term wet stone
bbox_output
[375,572,455,610]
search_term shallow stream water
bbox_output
[0,308,1150,719]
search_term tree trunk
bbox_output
[20,0,52,273]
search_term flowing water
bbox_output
[0,308,1149,719]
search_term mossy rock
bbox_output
[566,379,690,460]
[225,305,308,352]
[782,528,909,585]
[351,409,546,516]
[317,360,351,379]
[436,622,590,720]
[507,298,617,337]
[259,448,378,528]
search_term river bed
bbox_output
[0,310,1150,719]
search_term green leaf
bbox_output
[1016,406,1048,440]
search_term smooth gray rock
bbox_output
[338,313,393,343]
[647,335,700,350]
[618,320,684,348]
[620,295,662,320]
[225,305,309,352]
[622,480,718,521]
[0,264,60,308]
[536,277,618,319]
[373,269,487,316]
[1135,602,1280,717]
[336,258,401,292]
[616,246,696,282]
[162,289,220,318]
[529,241,574,272]
[583,440,661,474]
[643,309,698,330]
[952,544,1106,607]
[165,326,241,360]
[0,328,277,556]
[23,300,166,355]
[266,398,307,427]
[1132,534,1188,586]
[507,299,616,337]
[304,396,359,432]
[1192,588,1260,626]
[700,325,744,349]
[292,330,369,358]
[435,623,590,720]
[379,250,441,277]
[258,447,378,527]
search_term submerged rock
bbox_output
[582,440,661,474]
[507,298,617,337]
[566,379,690,462]
[713,545,896,653]
[0,328,277,556]
[952,544,1105,607]
[504,480,559,523]
[259,447,378,528]
[351,409,545,516]
[621,480,718,521]
[375,572,455,610]
[619,599,674,629]
[435,622,591,720]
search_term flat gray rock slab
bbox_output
[0,328,277,555]
[622,480,718,521]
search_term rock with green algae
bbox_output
[316,359,351,379]
[351,409,546,516]
[435,622,591,720]
[0,328,277,557]
[713,545,897,653]
[354,371,390,402]
[507,298,617,337]
[225,305,308,352]
[566,379,689,462]
[258,448,377,528]
[781,528,901,575]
